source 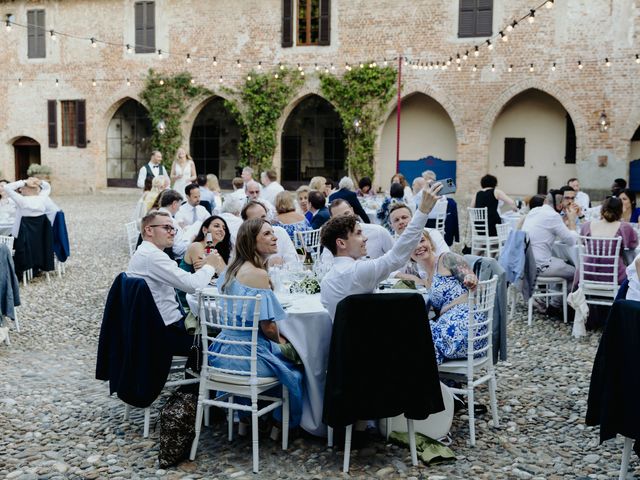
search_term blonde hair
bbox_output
[296,185,310,199]
[206,173,221,193]
[275,191,296,214]
[309,176,326,192]
[420,229,436,251]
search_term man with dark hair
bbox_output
[480,174,498,189]
[176,184,209,228]
[260,169,284,205]
[158,189,190,258]
[136,150,166,189]
[196,174,216,210]
[320,182,442,320]
[309,190,330,229]
[558,185,584,230]
[127,210,220,354]
[612,178,627,196]
[567,178,590,211]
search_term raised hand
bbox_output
[418,181,443,215]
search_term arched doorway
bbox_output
[489,89,577,195]
[379,93,457,188]
[189,97,241,184]
[281,95,345,186]
[13,137,41,180]
[106,99,152,187]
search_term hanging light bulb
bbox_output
[219,75,223,83]
[50,30,56,41]
[528,10,535,23]
[126,78,131,86]
[508,65,513,72]
[599,111,609,132]
[157,49,163,59]
[491,64,495,72]
[403,58,408,66]
[486,40,493,50]
[411,62,418,70]
[126,44,132,54]
[279,62,284,70]
[551,62,556,71]
[500,31,508,42]
[331,63,335,71]
[300,70,305,76]
[314,63,319,71]
[636,54,640,64]
[474,46,479,57]
[506,22,513,33]
[236,59,241,68]
[274,72,279,79]
[447,57,452,66]
[529,63,534,72]
[456,53,461,64]
[359,62,364,68]
[257,61,262,70]
[247,74,252,81]
[463,51,469,61]
[545,0,554,8]
[324,66,329,73]
[18,78,22,87]
[578,60,583,70]
[92,79,97,87]
[428,62,433,70]
[5,14,12,32]
[472,65,477,72]
[213,56,218,66]
[190,78,195,84]
[456,65,462,71]
[605,58,611,67]
[297,63,302,71]
[91,37,97,48]
[55,78,59,87]
[159,79,164,85]
[383,58,388,67]
[186,53,191,63]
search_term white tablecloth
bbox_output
[552,242,579,267]
[364,208,378,225]
[500,212,522,230]
[0,222,12,236]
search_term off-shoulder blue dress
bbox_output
[209,272,304,427]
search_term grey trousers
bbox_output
[539,257,575,307]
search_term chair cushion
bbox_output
[209,372,279,386]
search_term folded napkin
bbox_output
[392,280,417,290]
[389,431,456,464]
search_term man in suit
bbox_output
[136,151,167,189]
[309,190,330,229]
[328,176,370,224]
[175,184,209,228]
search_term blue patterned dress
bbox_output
[272,219,312,248]
[209,273,304,427]
[428,264,488,365]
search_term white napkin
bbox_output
[567,288,589,338]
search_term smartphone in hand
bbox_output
[438,178,456,195]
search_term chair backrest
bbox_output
[0,235,14,251]
[468,207,490,238]
[434,212,446,236]
[125,221,139,257]
[578,235,622,301]
[496,223,512,255]
[296,228,322,260]
[467,275,498,361]
[198,290,262,381]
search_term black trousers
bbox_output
[166,318,195,356]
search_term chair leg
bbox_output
[489,372,500,428]
[251,404,259,474]
[407,419,418,466]
[343,424,352,473]
[123,404,130,421]
[22,271,27,287]
[282,386,289,450]
[45,272,51,283]
[190,395,205,460]
[509,287,517,321]
[327,426,333,447]
[527,297,533,326]
[467,384,476,447]
[562,280,568,324]
[13,308,20,333]
[143,408,151,438]
[620,436,633,480]
[385,417,390,441]
[227,396,234,441]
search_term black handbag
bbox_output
[158,390,198,468]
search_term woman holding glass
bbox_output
[180,215,231,274]
[211,218,304,433]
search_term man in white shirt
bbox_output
[241,201,299,265]
[127,210,218,355]
[228,177,247,203]
[567,178,590,212]
[521,196,578,305]
[196,174,216,211]
[324,198,393,260]
[245,180,276,220]
[2,177,60,237]
[388,203,449,256]
[158,190,191,259]
[219,196,244,243]
[241,166,254,187]
[136,151,167,189]
[175,184,209,228]
[260,170,285,206]
[320,183,442,320]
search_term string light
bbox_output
[314,63,319,71]
[92,79,97,87]
[463,51,469,61]
[126,44,132,54]
[300,70,305,76]
[472,65,477,72]
[126,78,131,86]
[159,79,164,85]
[274,72,279,79]
[91,37,97,47]
[257,61,262,70]
[528,10,535,23]
[474,46,479,57]
[486,40,493,50]
[213,56,217,66]
[500,31,508,42]
[578,60,583,70]
[456,65,461,71]
[456,53,461,64]
[157,49,163,59]
[359,62,364,68]
[529,63,534,72]
[236,59,241,68]
[18,78,22,87]
[5,15,11,32]
[447,57,452,66]
[324,66,329,73]
[50,30,56,41]
[55,79,59,87]
[605,58,610,67]
[247,74,251,81]
[218,75,223,83]
[331,63,335,71]
[383,58,388,66]
[508,65,513,72]
[636,54,640,64]
[190,78,195,84]
[279,62,285,70]
[551,62,556,71]
[297,63,302,71]
[545,0,554,8]
[186,53,191,63]
[491,64,495,72]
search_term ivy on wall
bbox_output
[223,68,304,174]
[140,69,211,167]
[320,65,397,179]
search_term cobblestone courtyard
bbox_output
[0,190,637,479]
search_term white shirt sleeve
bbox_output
[551,212,578,246]
[148,250,215,294]
[137,166,147,189]
[4,181,28,209]
[274,226,300,264]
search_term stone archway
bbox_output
[12,136,41,180]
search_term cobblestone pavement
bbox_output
[0,190,638,479]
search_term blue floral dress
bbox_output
[209,273,304,427]
[272,219,311,248]
[376,197,403,233]
[428,262,488,365]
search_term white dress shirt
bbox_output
[158,207,190,258]
[320,209,429,321]
[575,191,590,212]
[261,182,285,205]
[626,252,640,301]
[136,162,167,188]
[127,241,215,326]
[198,187,217,209]
[521,204,578,269]
[273,225,300,265]
[175,203,209,227]
[219,213,243,244]
[321,222,394,263]
[228,189,247,203]
[4,180,59,236]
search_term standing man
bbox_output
[260,170,285,205]
[136,151,167,189]
[175,184,209,228]
[567,178,590,211]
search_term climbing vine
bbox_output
[223,68,304,174]
[320,65,397,179]
[140,69,211,168]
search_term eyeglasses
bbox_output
[148,224,177,233]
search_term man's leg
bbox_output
[166,319,195,356]
[542,257,575,307]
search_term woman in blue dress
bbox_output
[211,217,304,432]
[404,230,486,364]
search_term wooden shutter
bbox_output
[318,0,330,45]
[565,114,576,164]
[27,10,46,58]
[145,2,155,52]
[135,2,155,53]
[504,138,525,167]
[458,0,475,37]
[282,0,293,47]
[47,100,58,148]
[76,100,87,148]
[476,0,493,36]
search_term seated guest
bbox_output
[219,196,244,243]
[271,191,311,245]
[619,188,640,224]
[328,176,370,224]
[580,196,638,285]
[206,174,223,213]
[388,203,449,255]
[196,174,217,212]
[175,184,210,228]
[127,210,219,355]
[142,176,165,213]
[412,176,425,200]
[626,251,640,301]
[181,215,231,274]
[147,175,170,211]
[324,198,393,260]
[324,178,335,198]
[134,177,154,220]
[228,176,247,202]
[309,190,330,229]
[212,218,304,430]
[2,177,59,237]
[241,201,299,265]
[357,177,375,197]
[470,174,517,237]
[158,189,190,259]
[406,230,483,364]
[391,173,413,205]
[567,178,590,211]
[558,186,584,230]
[377,183,405,232]
[308,176,327,196]
[245,180,276,220]
[260,169,285,206]
[320,182,442,320]
[612,178,627,196]
[296,185,313,223]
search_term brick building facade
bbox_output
[0,0,638,202]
